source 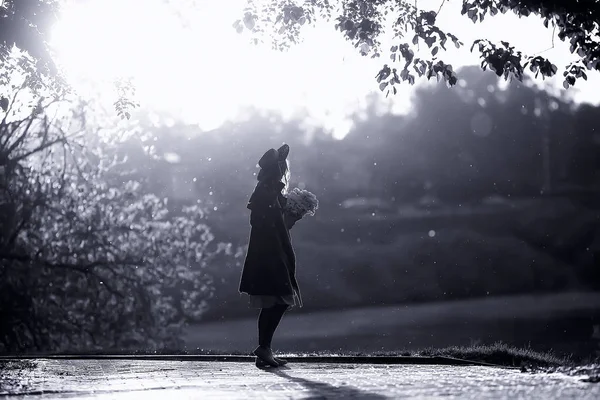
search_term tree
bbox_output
[235,0,599,95]
[0,68,224,353]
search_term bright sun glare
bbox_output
[51,0,242,128]
[50,0,385,138]
[50,0,599,138]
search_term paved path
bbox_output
[1,359,598,399]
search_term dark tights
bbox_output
[258,304,289,348]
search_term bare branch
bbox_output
[533,25,556,56]
[6,111,37,155]
[12,136,66,163]
[436,0,446,16]
[0,82,26,127]
[0,252,146,298]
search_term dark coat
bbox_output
[239,180,300,298]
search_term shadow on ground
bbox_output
[265,366,388,399]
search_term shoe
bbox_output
[253,346,279,367]
[273,357,288,365]
[255,357,278,368]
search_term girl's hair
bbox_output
[280,159,291,194]
[257,157,290,193]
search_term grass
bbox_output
[415,342,570,368]
[285,342,572,368]
[133,341,572,369]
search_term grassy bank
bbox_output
[113,342,570,368]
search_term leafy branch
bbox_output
[235,0,600,94]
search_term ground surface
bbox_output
[1,359,599,399]
[186,292,600,356]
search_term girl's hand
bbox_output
[284,212,302,230]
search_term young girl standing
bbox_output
[239,144,303,368]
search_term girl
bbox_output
[239,144,303,368]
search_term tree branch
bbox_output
[6,102,41,155]
[0,82,26,128]
[12,136,66,164]
[0,252,146,298]
[533,25,556,56]
[436,0,445,16]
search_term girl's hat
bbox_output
[257,144,289,181]
[258,144,289,168]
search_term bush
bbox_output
[0,91,223,353]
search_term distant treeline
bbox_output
[118,66,599,320]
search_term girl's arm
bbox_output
[248,181,284,208]
[248,180,285,227]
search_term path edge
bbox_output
[0,355,515,368]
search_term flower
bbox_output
[284,188,319,218]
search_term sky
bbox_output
[49,0,600,139]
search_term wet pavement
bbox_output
[1,359,599,399]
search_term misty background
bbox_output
[119,66,600,355]
[150,66,599,314]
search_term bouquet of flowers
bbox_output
[284,188,319,218]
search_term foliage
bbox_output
[0,65,222,353]
[0,0,59,75]
[235,0,600,94]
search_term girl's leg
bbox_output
[257,304,289,348]
[257,307,271,348]
[268,304,289,346]
[255,307,279,367]
[255,304,289,367]
[269,304,289,365]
